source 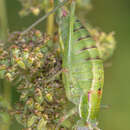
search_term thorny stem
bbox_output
[22,0,68,35]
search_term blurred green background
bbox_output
[4,0,130,129]
[87,0,130,130]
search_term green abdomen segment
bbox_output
[63,18,104,121]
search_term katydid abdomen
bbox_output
[62,17,104,123]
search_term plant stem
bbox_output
[55,0,65,54]
[0,0,8,43]
[22,0,68,35]
[0,1,11,130]
[46,0,54,35]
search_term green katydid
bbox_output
[56,1,104,129]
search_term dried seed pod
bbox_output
[34,88,43,104]
[20,91,29,101]
[34,102,44,111]
[37,117,47,130]
[27,114,38,127]
[45,93,53,102]
[26,98,34,110]
[17,60,26,70]
[5,73,13,81]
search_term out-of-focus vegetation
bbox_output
[87,0,130,130]
[0,0,129,129]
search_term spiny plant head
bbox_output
[0,30,50,81]
[0,30,72,129]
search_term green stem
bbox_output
[55,0,65,54]
[46,1,54,35]
[0,1,10,130]
[0,0,8,43]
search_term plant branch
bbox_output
[22,0,68,35]
[46,0,54,35]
